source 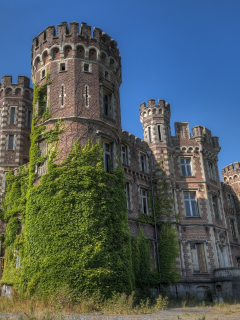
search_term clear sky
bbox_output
[0,0,239,177]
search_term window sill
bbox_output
[192,273,209,275]
[185,216,201,218]
[101,114,116,123]
[59,70,67,73]
[84,71,91,74]
[181,175,196,178]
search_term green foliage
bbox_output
[137,164,180,285]
[131,231,159,299]
[159,223,180,284]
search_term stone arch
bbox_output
[234,174,238,182]
[33,55,41,71]
[229,177,233,184]
[63,44,73,59]
[100,50,108,65]
[188,147,193,153]
[42,49,50,65]
[89,47,97,61]
[0,89,4,98]
[51,46,60,60]
[76,44,85,59]
[24,88,32,100]
[5,87,13,95]
[15,87,23,96]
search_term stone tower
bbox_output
[0,75,32,195]
[31,22,122,169]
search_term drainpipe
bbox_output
[147,150,161,293]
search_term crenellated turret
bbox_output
[31,22,121,84]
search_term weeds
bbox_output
[0,292,168,317]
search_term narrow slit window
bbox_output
[85,86,88,106]
[10,108,15,124]
[158,125,162,140]
[148,127,152,142]
[125,182,130,209]
[121,145,128,165]
[212,195,220,220]
[9,135,14,150]
[140,189,148,214]
[27,110,32,127]
[61,85,64,106]
[42,70,46,78]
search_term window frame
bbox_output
[27,110,32,128]
[180,158,192,176]
[184,191,199,217]
[125,182,130,210]
[103,141,112,173]
[8,135,14,150]
[212,195,220,220]
[140,188,149,215]
[10,107,16,125]
[148,126,152,143]
[190,242,208,273]
[230,219,236,239]
[140,152,147,173]
[208,161,215,180]
[103,89,112,118]
[121,145,128,165]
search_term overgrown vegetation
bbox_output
[0,71,179,300]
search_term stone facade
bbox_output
[0,21,240,300]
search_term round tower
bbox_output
[31,22,122,168]
[0,75,32,195]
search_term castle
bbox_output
[0,21,240,300]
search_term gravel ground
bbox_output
[1,306,240,320]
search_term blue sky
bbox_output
[0,0,239,177]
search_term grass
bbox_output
[0,292,168,318]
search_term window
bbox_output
[84,64,89,72]
[103,142,111,172]
[227,193,232,208]
[190,243,207,273]
[36,140,47,177]
[181,158,192,176]
[159,109,162,114]
[60,63,66,72]
[237,258,240,268]
[184,192,198,216]
[105,71,109,80]
[157,124,162,141]
[208,161,214,180]
[140,153,147,173]
[148,126,152,142]
[121,145,128,165]
[42,69,46,78]
[38,87,47,116]
[84,85,89,107]
[27,110,32,128]
[140,188,148,214]
[231,195,236,212]
[8,135,14,150]
[125,182,130,209]
[219,246,229,267]
[169,154,174,174]
[212,195,220,220]
[10,108,15,124]
[230,220,236,238]
[103,90,112,117]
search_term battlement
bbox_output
[0,75,31,88]
[122,130,149,150]
[139,99,171,122]
[192,125,220,149]
[31,21,120,63]
[222,162,240,176]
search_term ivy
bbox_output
[0,71,179,299]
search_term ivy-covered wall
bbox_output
[1,76,180,298]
